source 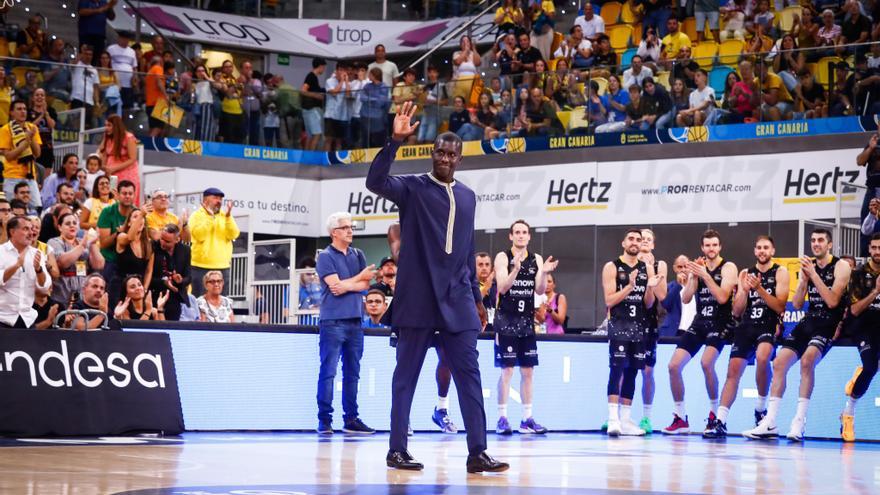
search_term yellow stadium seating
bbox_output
[777,6,801,33]
[594,77,609,95]
[601,2,623,25]
[682,17,698,42]
[608,24,633,51]
[692,41,718,69]
[718,39,745,66]
[11,66,40,87]
[814,56,841,89]
[655,71,671,90]
[631,23,642,44]
[550,31,565,56]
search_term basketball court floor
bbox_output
[0,431,876,494]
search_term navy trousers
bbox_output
[390,327,487,455]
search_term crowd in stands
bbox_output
[1,0,880,151]
[0,94,242,327]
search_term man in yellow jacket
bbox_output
[189,187,240,296]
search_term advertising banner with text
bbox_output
[109,2,495,58]
[0,330,183,436]
[142,166,322,237]
[321,148,866,236]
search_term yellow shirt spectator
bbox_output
[762,72,794,103]
[146,210,179,232]
[0,119,42,179]
[532,0,555,20]
[189,205,240,270]
[495,5,524,25]
[662,31,692,59]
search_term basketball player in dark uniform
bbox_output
[387,223,458,434]
[494,219,557,435]
[602,229,660,436]
[637,228,667,434]
[663,229,737,435]
[745,228,851,441]
[476,251,497,333]
[840,233,880,441]
[705,235,789,438]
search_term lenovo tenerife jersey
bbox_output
[609,258,649,341]
[806,256,843,321]
[694,260,731,325]
[743,263,781,327]
[496,249,538,336]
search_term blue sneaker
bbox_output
[519,417,548,434]
[316,419,332,435]
[496,416,513,435]
[432,407,458,434]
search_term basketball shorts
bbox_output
[495,332,539,368]
[729,323,776,360]
[677,319,727,357]
[781,316,838,358]
[609,339,647,370]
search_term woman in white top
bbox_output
[452,35,482,103]
[197,270,235,323]
[676,68,716,126]
[193,63,220,141]
[637,28,662,73]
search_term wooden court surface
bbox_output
[0,432,876,494]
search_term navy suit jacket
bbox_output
[366,140,482,332]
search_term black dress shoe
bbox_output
[466,451,510,473]
[386,449,424,470]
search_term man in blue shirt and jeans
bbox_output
[315,211,377,435]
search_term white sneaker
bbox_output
[786,417,806,442]
[742,420,778,440]
[607,419,622,437]
[620,420,646,436]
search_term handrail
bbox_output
[117,0,195,70]
[406,0,501,70]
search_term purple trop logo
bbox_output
[308,23,373,45]
[397,21,448,47]
[308,23,332,44]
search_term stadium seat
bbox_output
[556,110,572,130]
[709,65,734,99]
[600,2,623,25]
[692,41,718,69]
[815,56,842,89]
[631,23,642,44]
[777,5,801,33]
[655,71,671,90]
[608,24,633,51]
[620,47,638,69]
[718,39,744,66]
[682,17,698,42]
[11,66,39,87]
[593,77,609,95]
[621,1,640,24]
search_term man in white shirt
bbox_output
[0,216,50,328]
[367,44,400,88]
[71,44,100,127]
[622,55,654,90]
[105,32,137,110]
[574,4,605,42]
[676,68,715,126]
[554,25,592,68]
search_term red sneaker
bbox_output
[661,414,690,435]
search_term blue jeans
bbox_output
[456,123,483,141]
[317,319,364,422]
[656,108,677,130]
[644,7,671,38]
[418,112,440,143]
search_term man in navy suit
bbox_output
[366,102,509,473]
